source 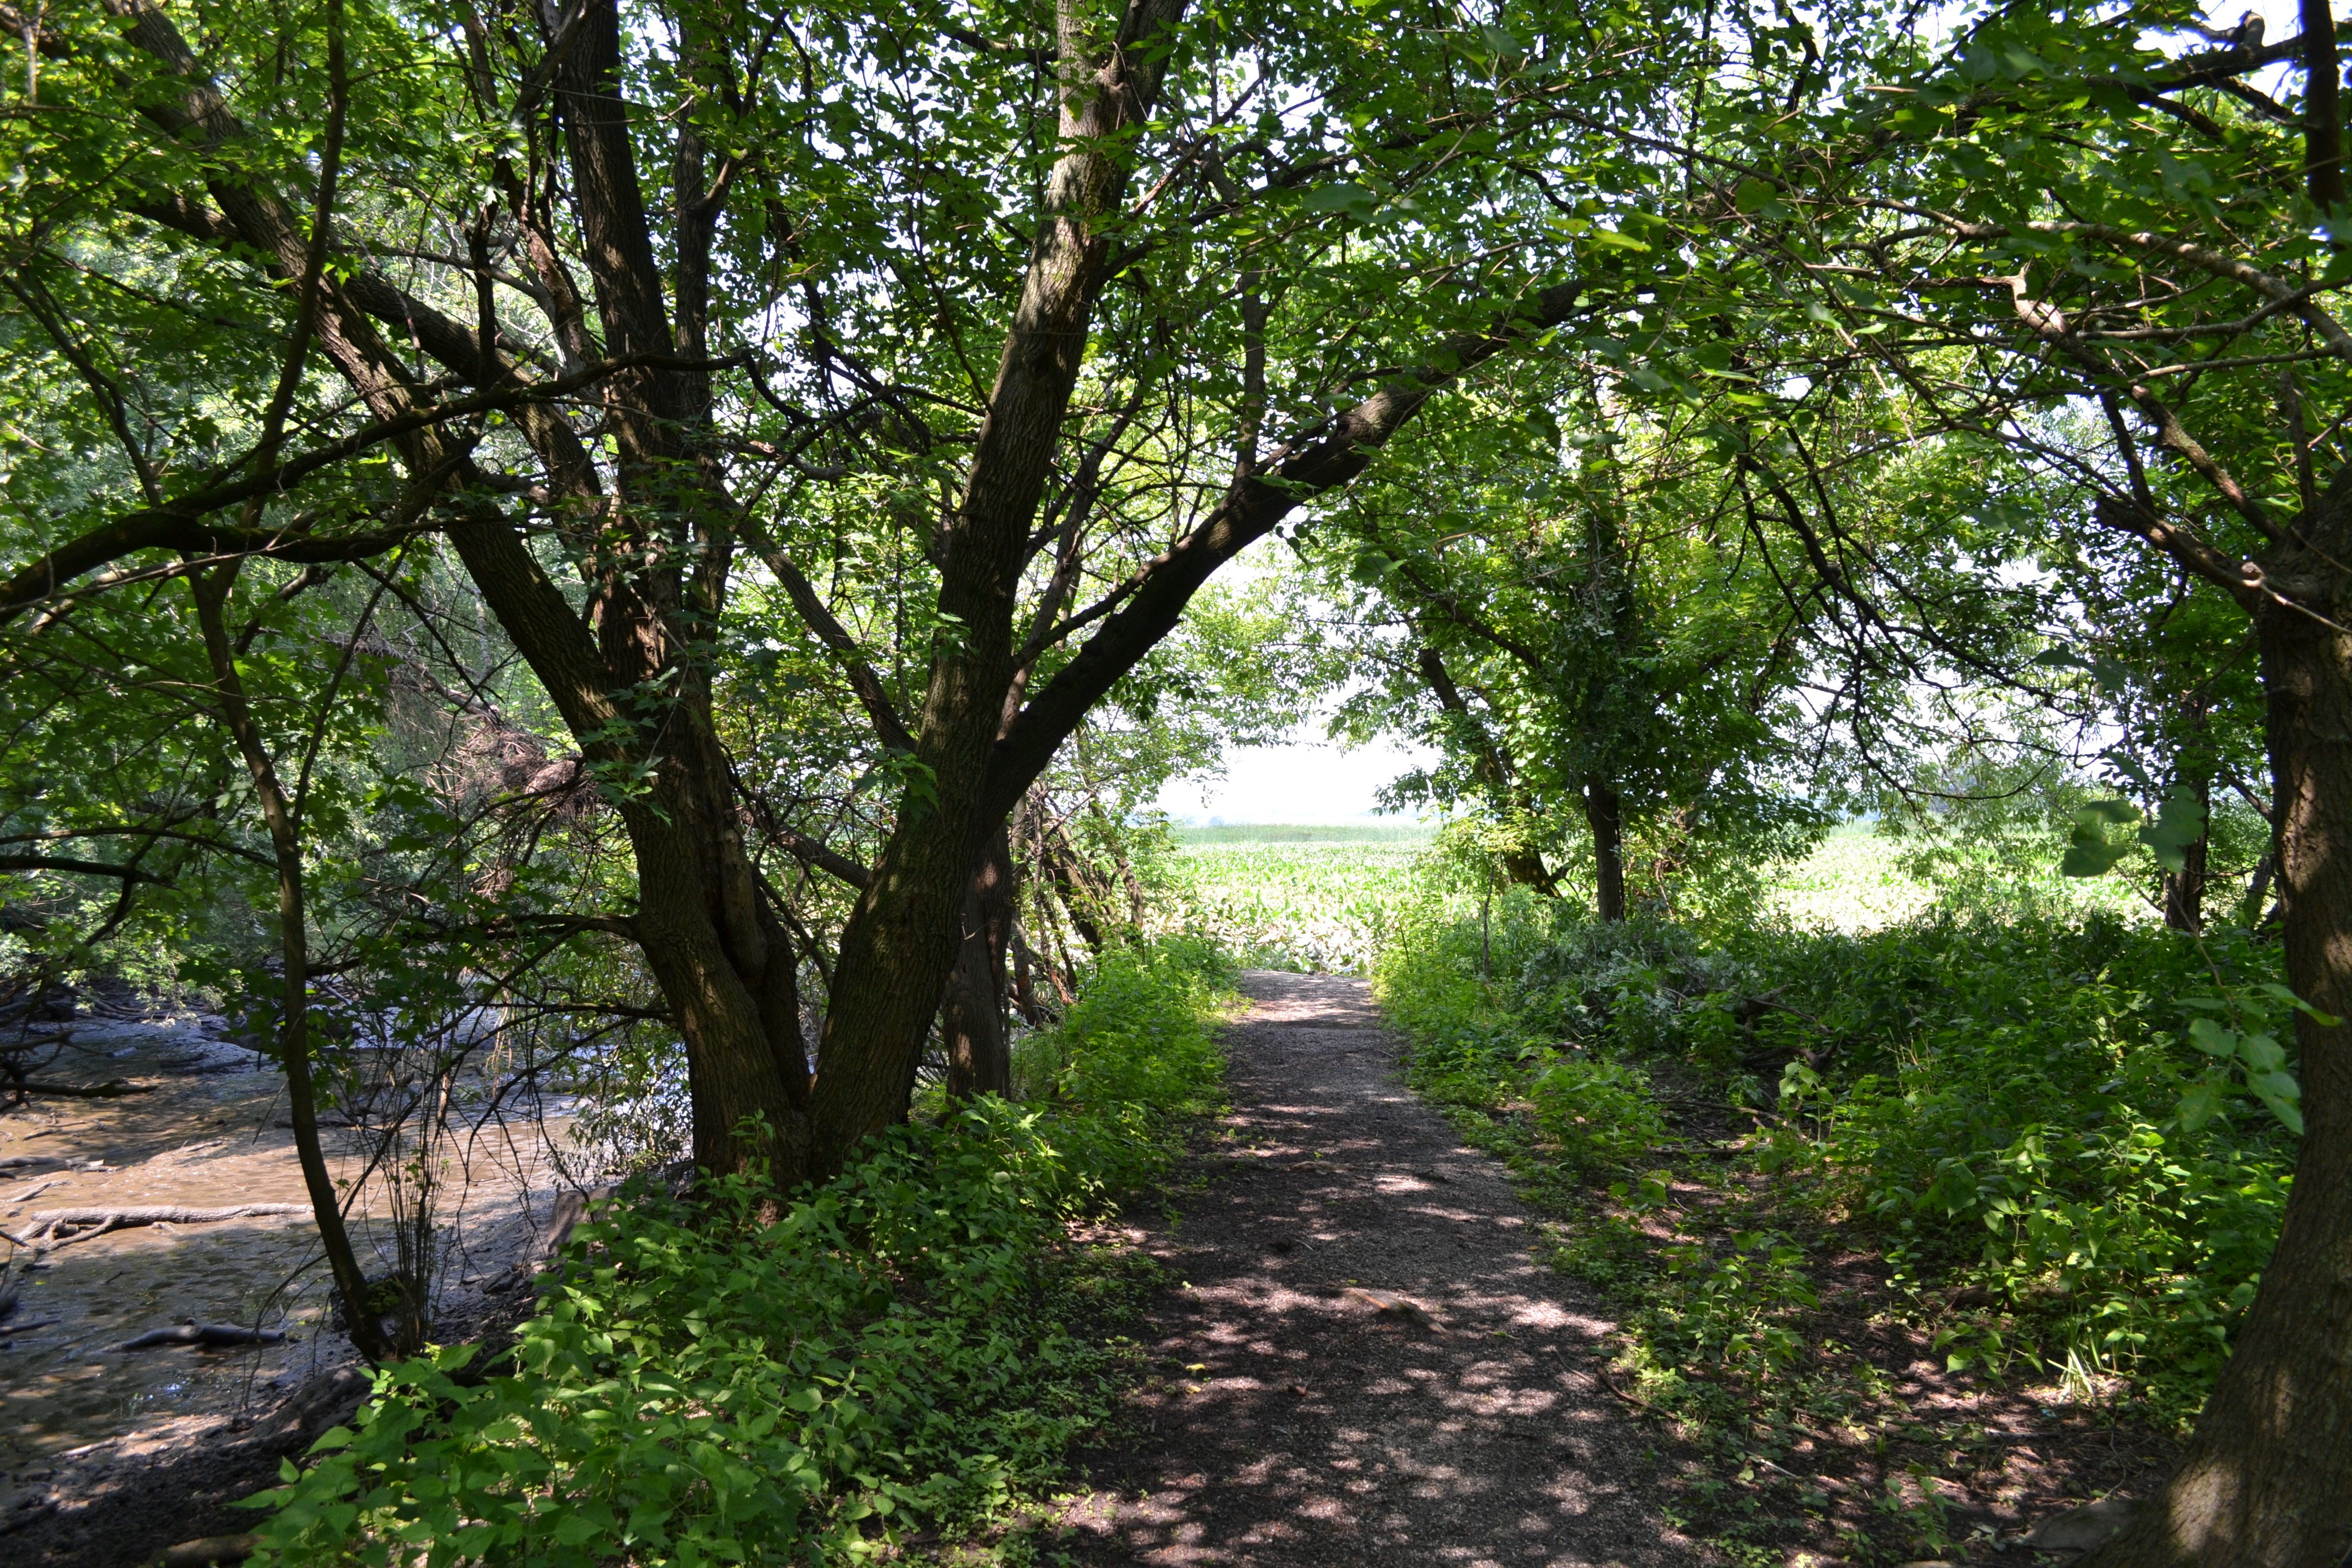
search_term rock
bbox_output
[2023,1497,2139,1553]
[1342,1287,1440,1328]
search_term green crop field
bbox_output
[1153,823,1432,973]
[1154,819,2152,974]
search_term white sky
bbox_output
[1156,731,1437,824]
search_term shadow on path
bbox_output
[1060,971,1697,1567]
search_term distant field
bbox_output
[1766,820,2149,932]
[1155,828,1428,973]
[1153,819,2149,971]
[1169,821,1433,846]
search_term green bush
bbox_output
[246,941,1233,1566]
[1380,900,2299,1415]
[1010,936,1231,1190]
[1528,1057,1667,1175]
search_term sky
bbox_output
[1155,730,1438,824]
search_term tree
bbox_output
[1,0,1713,1190]
[1599,2,2352,1554]
[1306,379,1831,919]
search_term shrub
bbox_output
[1528,1057,1667,1175]
[1380,900,2298,1416]
[246,940,1234,1565]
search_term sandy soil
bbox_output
[1058,971,1697,1567]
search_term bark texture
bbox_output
[943,830,1016,1100]
[2085,532,2352,1568]
[1584,779,1627,923]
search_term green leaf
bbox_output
[2137,787,2206,874]
[1734,177,1777,214]
[2236,1033,2286,1074]
[1586,227,1651,253]
[2186,1017,2238,1058]
[2176,1079,2225,1131]
[1301,183,1378,216]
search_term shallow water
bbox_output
[0,1010,577,1504]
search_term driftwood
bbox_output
[5,1078,151,1098]
[2,1203,306,1250]
[119,1322,286,1350]
[154,1533,258,1568]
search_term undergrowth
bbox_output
[244,939,1235,1567]
[1376,896,2295,1556]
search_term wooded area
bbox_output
[4,0,2350,1560]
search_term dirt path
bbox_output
[1061,972,1697,1567]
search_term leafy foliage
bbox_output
[1377,892,2297,1420]
[241,942,1232,1565]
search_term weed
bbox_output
[243,939,1234,1566]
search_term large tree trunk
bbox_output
[2163,775,2212,934]
[2086,561,2352,1567]
[943,831,1016,1100]
[1585,778,1627,922]
[801,0,1187,1174]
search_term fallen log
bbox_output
[119,1322,286,1350]
[3,1204,307,1251]
[5,1078,151,1098]
[154,1533,257,1568]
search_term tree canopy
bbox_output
[9,0,2352,1556]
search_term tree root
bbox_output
[1,1204,306,1252]
[153,1532,257,1567]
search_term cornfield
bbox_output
[1149,834,1428,973]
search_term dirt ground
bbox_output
[1056,971,1700,1567]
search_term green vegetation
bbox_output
[9,0,2352,1550]
[1375,847,2301,1554]
[1153,832,1426,973]
[245,943,1232,1566]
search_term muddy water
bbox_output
[1,1011,579,1513]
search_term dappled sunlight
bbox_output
[1060,972,1694,1566]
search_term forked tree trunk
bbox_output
[799,0,1187,1175]
[943,831,1016,1100]
[2087,562,2352,1567]
[1585,778,1627,922]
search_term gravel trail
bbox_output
[1062,971,1697,1567]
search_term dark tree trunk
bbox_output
[800,0,1187,1175]
[944,830,1016,1100]
[1585,778,1627,922]
[2163,791,2211,932]
[1415,644,1558,895]
[2165,697,2215,933]
[2087,556,2352,1567]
